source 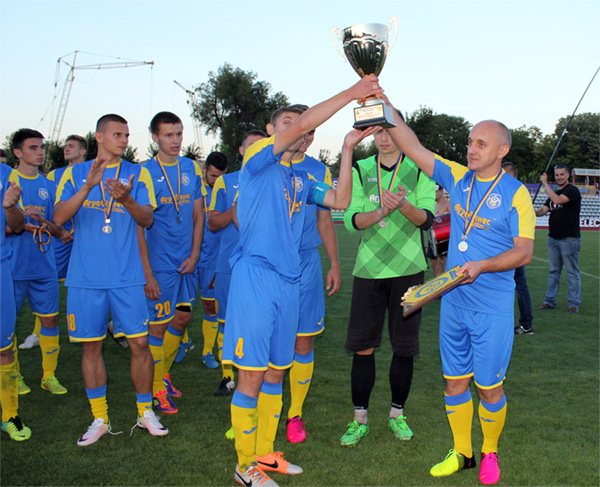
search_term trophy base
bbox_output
[353,99,397,130]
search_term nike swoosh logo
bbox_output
[233,185,239,189]
[235,473,252,487]
[297,379,312,385]
[480,418,496,423]
[243,426,257,434]
[153,359,162,365]
[463,188,469,192]
[46,348,59,355]
[446,411,456,415]
[274,414,280,418]
[258,460,279,469]
[157,177,165,182]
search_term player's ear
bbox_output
[266,123,275,136]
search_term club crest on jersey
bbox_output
[181,173,190,186]
[118,178,129,186]
[486,193,502,209]
[294,177,304,192]
[38,187,49,200]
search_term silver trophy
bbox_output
[331,17,399,129]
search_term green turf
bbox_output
[2,229,598,486]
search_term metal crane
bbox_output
[50,51,154,141]
[173,80,205,160]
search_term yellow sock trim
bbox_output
[149,343,165,395]
[217,330,224,362]
[480,399,507,454]
[202,318,218,356]
[231,402,258,470]
[255,391,283,458]
[33,315,42,336]
[137,400,153,417]
[446,395,474,458]
[162,329,183,375]
[288,359,314,419]
[39,332,60,380]
[89,397,109,423]
[1,361,19,422]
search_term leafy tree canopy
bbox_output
[192,63,288,171]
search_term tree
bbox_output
[193,63,289,171]
[406,106,471,164]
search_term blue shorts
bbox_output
[439,299,514,389]
[14,275,59,317]
[147,270,197,324]
[67,286,149,342]
[198,265,216,301]
[215,271,232,323]
[1,259,17,351]
[298,248,325,336]
[54,241,72,281]
[222,259,299,371]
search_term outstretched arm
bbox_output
[380,94,436,178]
[273,76,383,156]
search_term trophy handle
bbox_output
[387,16,399,54]
[330,27,346,61]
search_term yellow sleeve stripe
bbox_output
[138,167,157,209]
[55,166,74,202]
[324,167,332,186]
[435,155,468,186]
[47,170,56,182]
[209,176,225,211]
[513,185,536,239]
[241,135,275,173]
[8,170,24,209]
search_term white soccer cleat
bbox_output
[18,334,39,350]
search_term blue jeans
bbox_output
[544,237,581,308]
[514,265,533,327]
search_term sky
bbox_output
[1,0,598,162]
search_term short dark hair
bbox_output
[96,114,128,133]
[501,161,518,178]
[205,151,228,172]
[241,129,267,146]
[65,134,88,153]
[12,128,44,150]
[0,148,6,158]
[150,111,183,135]
[270,104,309,125]
[554,163,569,173]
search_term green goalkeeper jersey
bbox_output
[344,154,436,279]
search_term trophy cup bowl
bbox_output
[332,17,398,129]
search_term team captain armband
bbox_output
[311,181,331,207]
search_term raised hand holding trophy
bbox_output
[331,17,399,129]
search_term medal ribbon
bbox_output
[99,159,122,224]
[282,162,297,222]
[32,227,51,253]
[376,153,404,208]
[462,170,504,237]
[157,156,181,216]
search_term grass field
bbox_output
[2,229,598,487]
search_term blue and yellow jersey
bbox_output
[231,136,330,282]
[433,156,535,314]
[7,171,57,280]
[197,171,221,268]
[56,159,156,289]
[292,154,332,252]
[47,165,74,264]
[210,171,240,274]
[0,165,21,262]
[142,156,203,271]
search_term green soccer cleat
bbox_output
[389,415,413,440]
[340,420,369,447]
[2,416,32,441]
[18,374,31,396]
[430,449,476,477]
[41,376,68,395]
[225,426,235,440]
